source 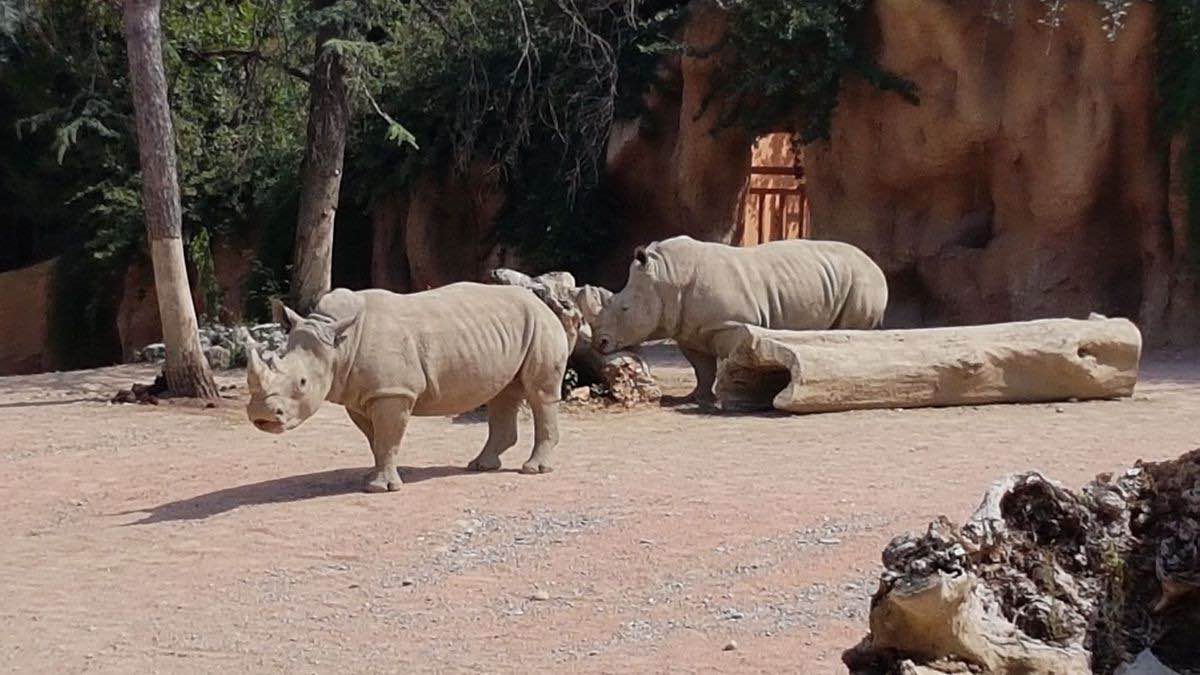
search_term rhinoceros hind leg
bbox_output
[521,392,559,475]
[467,384,523,472]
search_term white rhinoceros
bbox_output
[244,284,570,493]
[591,236,888,406]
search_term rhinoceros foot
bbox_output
[521,460,553,475]
[363,467,403,493]
[466,454,502,472]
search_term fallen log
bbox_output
[714,315,1141,413]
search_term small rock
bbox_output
[818,538,841,545]
[531,589,551,601]
[1055,405,1065,413]
[566,386,591,402]
[400,578,415,587]
[204,345,233,370]
[723,640,738,652]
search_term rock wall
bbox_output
[369,163,511,291]
[806,0,1196,342]
[0,258,57,375]
[115,235,256,361]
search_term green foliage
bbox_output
[1157,0,1200,263]
[342,0,685,273]
[711,0,916,143]
[187,228,221,319]
[0,0,310,335]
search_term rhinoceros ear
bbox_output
[328,313,358,346]
[633,246,648,266]
[271,298,304,333]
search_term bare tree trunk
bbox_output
[123,0,218,399]
[290,10,350,313]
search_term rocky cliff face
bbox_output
[806,0,1195,342]
[0,259,56,375]
[370,163,510,292]
[368,0,1197,345]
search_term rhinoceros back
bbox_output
[324,284,569,416]
[655,236,887,346]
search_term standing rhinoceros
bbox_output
[591,236,888,406]
[244,284,570,493]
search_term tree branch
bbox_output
[177,47,310,83]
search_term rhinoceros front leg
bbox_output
[363,397,413,493]
[467,384,522,472]
[664,346,717,408]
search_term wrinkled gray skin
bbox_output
[246,284,570,493]
[592,236,888,406]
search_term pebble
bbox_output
[818,538,841,545]
[400,578,415,587]
[531,589,551,601]
[723,640,738,652]
[1055,405,1065,413]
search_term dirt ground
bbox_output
[1,344,1197,674]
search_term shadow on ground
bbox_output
[122,464,490,525]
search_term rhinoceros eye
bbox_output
[300,377,307,387]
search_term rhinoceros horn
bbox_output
[239,327,272,384]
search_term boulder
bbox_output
[203,345,233,371]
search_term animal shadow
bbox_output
[123,464,478,525]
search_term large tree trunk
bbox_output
[122,0,218,399]
[715,316,1142,413]
[290,9,350,313]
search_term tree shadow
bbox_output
[122,464,495,525]
[0,397,102,409]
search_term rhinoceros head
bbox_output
[592,245,666,354]
[244,300,357,434]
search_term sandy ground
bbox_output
[1,344,1198,673]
